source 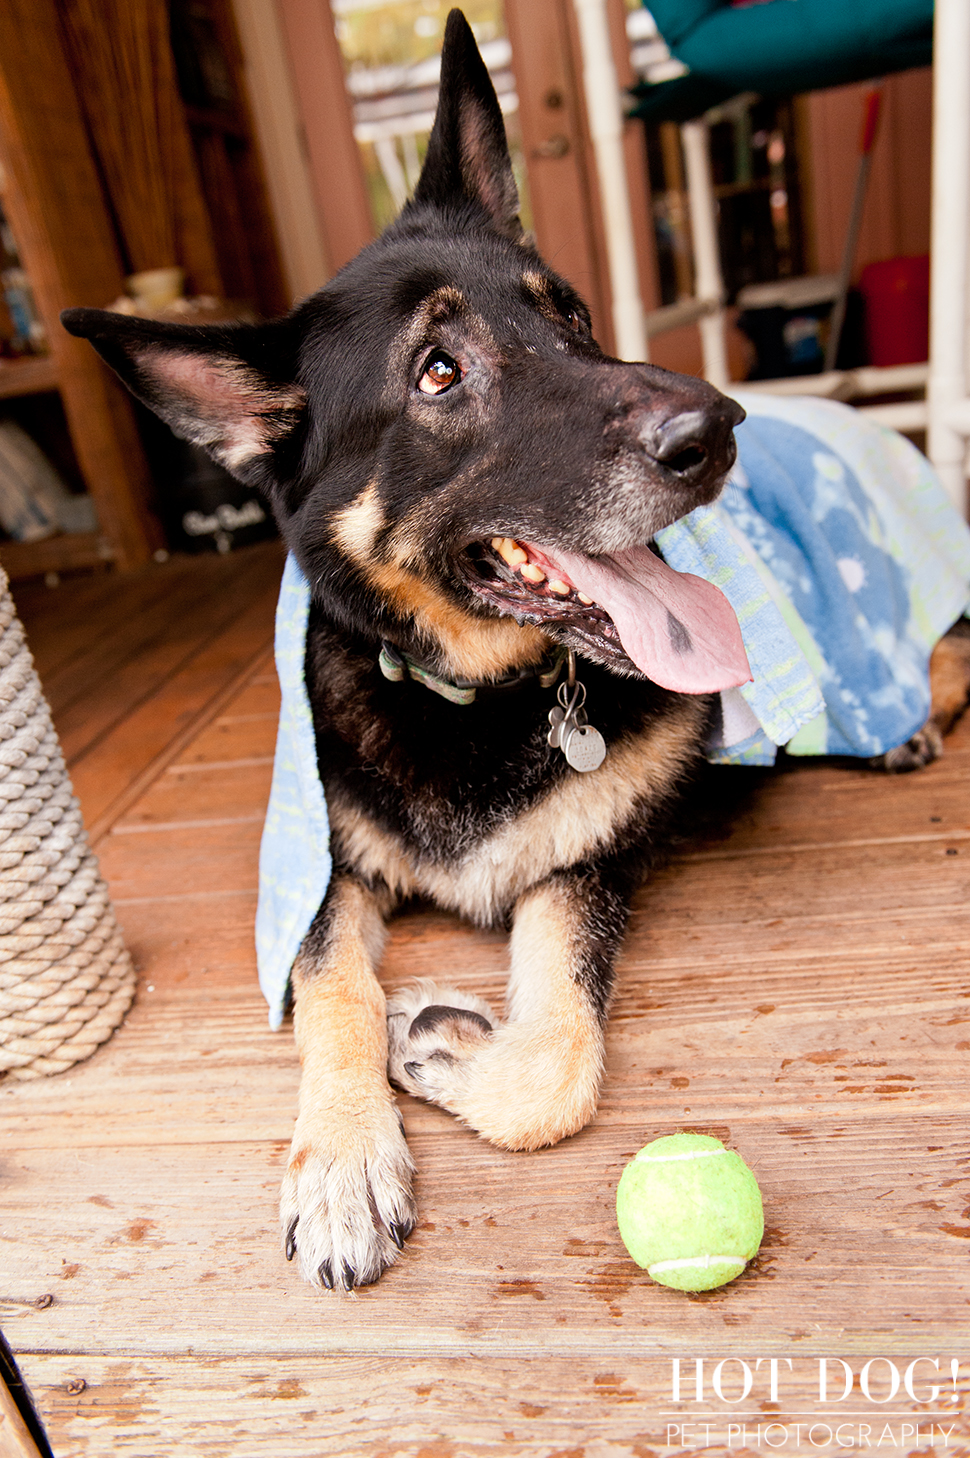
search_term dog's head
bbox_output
[63,10,747,694]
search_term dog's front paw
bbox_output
[280,1100,416,1291]
[387,979,496,1095]
[387,980,601,1152]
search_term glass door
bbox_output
[331,0,531,231]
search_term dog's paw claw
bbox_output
[285,1216,298,1261]
[390,1219,410,1250]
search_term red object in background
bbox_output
[859,254,930,366]
[859,88,882,155]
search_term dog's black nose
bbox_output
[645,410,711,472]
[639,403,741,479]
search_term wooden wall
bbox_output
[806,68,933,279]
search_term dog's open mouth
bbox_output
[463,536,752,694]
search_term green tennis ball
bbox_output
[616,1133,764,1291]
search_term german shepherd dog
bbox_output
[64,12,970,1292]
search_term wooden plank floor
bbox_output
[3,546,970,1457]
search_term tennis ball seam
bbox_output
[647,1254,747,1276]
[633,1148,733,1164]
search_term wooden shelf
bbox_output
[0,531,112,580]
[0,353,58,399]
[0,0,287,581]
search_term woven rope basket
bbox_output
[0,568,135,1080]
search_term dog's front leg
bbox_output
[387,872,627,1152]
[281,874,416,1290]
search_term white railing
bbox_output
[927,0,970,513]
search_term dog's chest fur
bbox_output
[305,610,712,924]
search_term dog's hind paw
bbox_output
[871,721,944,773]
[280,1100,416,1291]
[387,980,496,1097]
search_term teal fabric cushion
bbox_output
[634,0,933,121]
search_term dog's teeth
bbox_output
[549,579,571,596]
[578,593,594,605]
[520,563,546,583]
[494,537,528,566]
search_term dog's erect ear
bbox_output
[411,9,521,238]
[61,307,304,484]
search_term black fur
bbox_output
[303,607,711,895]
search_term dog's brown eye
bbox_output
[419,352,461,395]
[566,310,583,332]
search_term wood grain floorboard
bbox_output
[17,1354,968,1458]
[5,1115,970,1353]
[11,550,242,692]
[51,566,279,770]
[10,565,151,680]
[71,623,279,835]
[4,555,970,1455]
[32,557,257,722]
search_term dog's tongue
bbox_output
[531,543,751,694]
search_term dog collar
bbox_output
[378,640,567,705]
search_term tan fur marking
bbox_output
[333,477,545,682]
[332,481,386,565]
[329,694,706,923]
[930,628,970,734]
[522,270,551,299]
[427,284,465,317]
[521,270,561,324]
[291,878,387,1099]
[328,799,419,906]
[363,555,550,680]
[491,880,605,1147]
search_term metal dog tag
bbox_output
[549,667,607,773]
[562,721,607,773]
